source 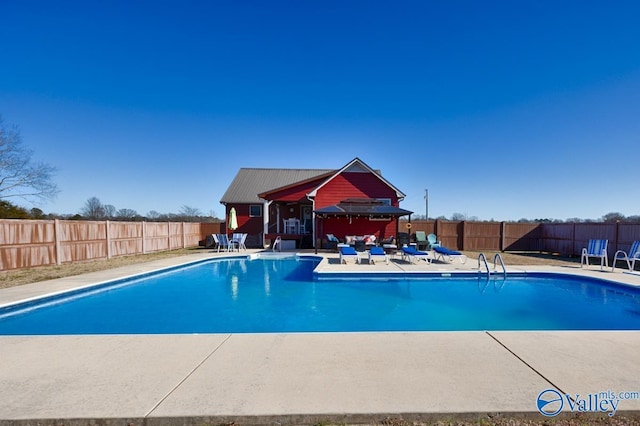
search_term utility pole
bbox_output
[425,188,429,220]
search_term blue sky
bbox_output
[1,0,638,220]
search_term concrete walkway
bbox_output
[1,251,640,424]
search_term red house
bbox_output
[220,158,412,248]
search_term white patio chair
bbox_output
[580,239,608,270]
[612,241,640,272]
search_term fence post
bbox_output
[461,221,466,250]
[54,219,62,265]
[500,221,505,252]
[434,219,439,241]
[106,220,112,259]
[167,222,171,250]
[182,222,186,248]
[142,221,147,254]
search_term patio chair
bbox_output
[233,233,248,251]
[205,234,216,248]
[433,246,468,264]
[325,234,339,251]
[401,246,431,264]
[215,234,233,252]
[612,241,640,272]
[580,239,609,270]
[381,236,397,256]
[415,231,429,250]
[339,246,360,264]
[427,233,441,250]
[368,246,389,264]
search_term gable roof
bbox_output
[307,157,406,200]
[220,168,334,204]
[220,158,406,205]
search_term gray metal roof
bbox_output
[220,168,335,204]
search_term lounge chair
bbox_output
[427,233,441,250]
[368,246,389,264]
[401,246,431,264]
[433,246,468,264]
[415,231,429,250]
[580,239,609,270]
[339,246,360,264]
[612,241,640,272]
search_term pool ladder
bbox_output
[477,253,507,278]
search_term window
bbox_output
[249,205,262,217]
[376,198,392,206]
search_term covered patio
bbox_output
[314,198,413,250]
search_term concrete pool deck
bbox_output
[1,250,640,424]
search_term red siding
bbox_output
[315,172,401,240]
[263,177,327,202]
[226,204,263,235]
[315,172,399,208]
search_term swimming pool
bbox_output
[1,256,639,334]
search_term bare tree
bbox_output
[103,204,116,218]
[81,197,106,219]
[116,208,138,220]
[179,205,201,217]
[0,117,59,203]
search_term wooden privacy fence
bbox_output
[403,220,640,258]
[0,219,204,271]
[2,219,639,271]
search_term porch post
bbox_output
[262,200,271,248]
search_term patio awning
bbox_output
[314,198,413,218]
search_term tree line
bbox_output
[0,198,220,222]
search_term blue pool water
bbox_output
[1,256,640,334]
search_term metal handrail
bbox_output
[478,253,490,275]
[493,253,507,278]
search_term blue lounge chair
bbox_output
[339,246,360,264]
[581,239,609,270]
[401,246,431,264]
[433,246,468,264]
[368,246,389,264]
[612,241,640,272]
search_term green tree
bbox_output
[602,212,625,222]
[0,200,30,219]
